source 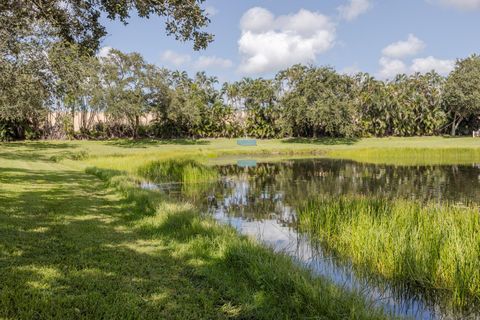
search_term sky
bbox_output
[99,0,480,82]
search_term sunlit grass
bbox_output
[0,139,389,319]
[327,147,480,165]
[297,196,480,309]
[3,137,480,318]
[137,159,219,184]
[89,167,388,319]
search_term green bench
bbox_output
[237,139,257,146]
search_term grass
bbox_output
[327,147,480,165]
[137,159,219,184]
[297,196,480,309]
[0,139,389,319]
[3,136,480,169]
[2,136,480,318]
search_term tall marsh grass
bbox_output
[327,147,480,165]
[138,159,219,184]
[297,196,480,308]
[87,166,388,319]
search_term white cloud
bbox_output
[377,56,455,79]
[238,7,336,75]
[194,56,233,69]
[382,34,425,59]
[160,50,191,66]
[240,7,275,33]
[410,56,455,75]
[338,0,371,21]
[97,46,112,58]
[205,5,218,17]
[429,0,480,10]
[378,34,455,79]
[377,57,407,79]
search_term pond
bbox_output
[144,158,480,319]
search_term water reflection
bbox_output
[149,159,480,319]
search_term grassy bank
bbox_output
[2,137,480,318]
[81,137,480,168]
[2,137,480,170]
[0,141,387,319]
[327,147,480,165]
[297,196,480,309]
[138,159,219,184]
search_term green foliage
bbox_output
[355,72,447,137]
[101,49,150,139]
[0,0,212,52]
[278,65,358,137]
[2,35,480,141]
[444,55,480,135]
[298,196,480,308]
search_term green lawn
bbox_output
[1,137,480,319]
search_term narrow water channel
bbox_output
[144,158,480,319]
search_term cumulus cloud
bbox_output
[410,56,455,75]
[160,50,192,66]
[429,0,480,10]
[338,0,371,21]
[377,55,455,80]
[193,56,233,70]
[377,57,407,79]
[382,34,425,59]
[97,46,112,58]
[238,7,336,75]
[240,7,275,33]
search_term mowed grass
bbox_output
[297,196,480,309]
[2,136,480,170]
[0,141,388,319]
[1,137,480,319]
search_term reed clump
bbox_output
[137,159,219,184]
[297,196,480,308]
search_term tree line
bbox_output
[1,1,480,140]
[2,42,480,141]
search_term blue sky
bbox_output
[99,0,480,82]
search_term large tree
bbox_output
[102,49,150,138]
[277,65,358,138]
[0,0,213,140]
[444,55,480,136]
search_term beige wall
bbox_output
[47,112,155,131]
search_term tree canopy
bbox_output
[1,0,213,52]
[444,55,480,135]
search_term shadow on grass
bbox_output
[105,139,211,148]
[0,166,228,318]
[0,142,80,162]
[282,137,359,145]
[0,162,383,319]
[0,142,76,149]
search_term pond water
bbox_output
[145,158,480,319]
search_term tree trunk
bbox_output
[133,115,139,139]
[451,117,456,136]
[70,104,75,138]
[450,112,462,136]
